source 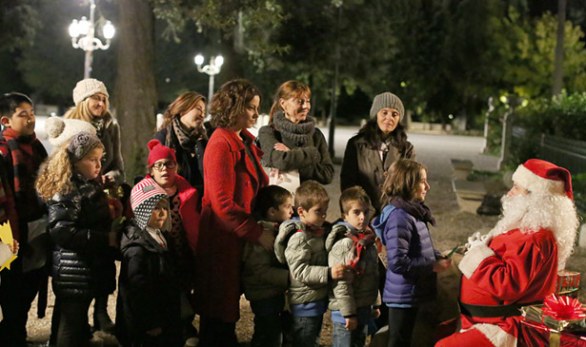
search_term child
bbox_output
[116,177,182,347]
[326,186,380,347]
[274,180,346,346]
[36,132,119,347]
[242,185,293,347]
[371,159,451,347]
[0,92,49,345]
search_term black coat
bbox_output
[154,126,206,195]
[47,175,115,300]
[116,223,182,346]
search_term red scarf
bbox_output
[347,228,376,275]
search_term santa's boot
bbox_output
[93,295,115,333]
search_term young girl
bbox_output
[36,132,119,347]
[371,159,450,347]
[116,177,182,347]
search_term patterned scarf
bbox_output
[172,117,206,151]
[347,227,376,275]
[271,111,316,146]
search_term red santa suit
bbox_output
[436,159,577,347]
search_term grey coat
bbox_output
[326,223,380,317]
[257,113,334,184]
[274,219,329,305]
[340,134,413,211]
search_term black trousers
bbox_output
[56,297,92,347]
[198,316,237,347]
[387,306,419,347]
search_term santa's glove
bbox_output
[464,232,491,252]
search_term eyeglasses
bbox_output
[152,160,177,171]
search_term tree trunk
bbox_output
[552,0,566,96]
[114,0,157,180]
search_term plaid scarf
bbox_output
[0,128,47,222]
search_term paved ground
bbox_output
[24,127,586,346]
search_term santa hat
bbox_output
[147,139,176,167]
[512,159,573,200]
[73,78,109,106]
[45,116,96,147]
[130,177,169,230]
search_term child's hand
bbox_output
[8,240,19,254]
[330,264,346,280]
[433,258,452,273]
[146,327,162,336]
[257,229,275,252]
[345,317,358,330]
[372,308,381,319]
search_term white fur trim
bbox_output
[458,244,494,278]
[46,117,96,147]
[473,323,517,347]
[512,164,565,196]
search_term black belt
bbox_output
[459,302,525,318]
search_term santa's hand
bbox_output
[465,232,491,251]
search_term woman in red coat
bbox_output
[194,79,272,347]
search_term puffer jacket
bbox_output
[340,134,413,212]
[116,223,181,345]
[47,174,115,300]
[326,222,380,317]
[241,221,289,301]
[274,218,329,305]
[372,204,440,305]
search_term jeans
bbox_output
[292,315,323,347]
[387,306,419,347]
[332,322,367,347]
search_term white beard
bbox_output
[487,193,578,270]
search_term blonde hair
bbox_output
[63,96,110,122]
[36,146,75,201]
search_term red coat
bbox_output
[194,128,268,322]
[437,228,558,347]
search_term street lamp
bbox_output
[194,54,224,106]
[69,0,115,79]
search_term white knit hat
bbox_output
[45,117,97,147]
[370,92,404,119]
[72,78,109,106]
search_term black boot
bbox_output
[93,295,115,333]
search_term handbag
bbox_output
[263,167,300,194]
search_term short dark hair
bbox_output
[254,185,292,219]
[0,92,33,118]
[339,186,373,216]
[381,159,427,204]
[295,180,329,211]
[210,79,261,129]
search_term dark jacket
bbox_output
[154,126,207,195]
[372,204,440,305]
[47,174,115,299]
[116,223,182,346]
[97,112,125,185]
[341,134,413,212]
[257,113,334,184]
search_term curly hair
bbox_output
[268,80,311,123]
[63,96,110,122]
[209,79,261,129]
[381,159,427,205]
[358,117,411,155]
[158,91,206,131]
[36,146,75,201]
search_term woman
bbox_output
[63,78,123,332]
[194,79,273,347]
[340,92,414,212]
[154,92,208,194]
[257,80,334,185]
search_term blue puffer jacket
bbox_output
[372,204,441,305]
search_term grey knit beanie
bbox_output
[369,92,404,119]
[67,131,103,162]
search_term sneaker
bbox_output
[184,337,199,347]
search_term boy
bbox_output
[326,186,380,347]
[0,92,48,346]
[117,177,182,347]
[274,180,346,346]
[242,185,293,347]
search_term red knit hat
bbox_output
[147,139,176,167]
[512,159,573,200]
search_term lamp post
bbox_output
[69,0,115,79]
[194,54,224,105]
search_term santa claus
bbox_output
[436,159,579,347]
